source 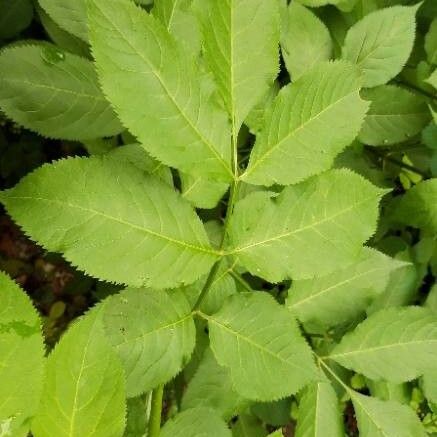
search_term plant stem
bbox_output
[229,270,253,292]
[148,385,164,437]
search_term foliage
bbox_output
[0,0,436,435]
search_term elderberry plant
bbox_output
[0,0,437,436]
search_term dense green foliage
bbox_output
[0,0,436,435]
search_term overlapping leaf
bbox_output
[241,61,368,186]
[0,272,45,437]
[195,0,280,129]
[330,307,437,382]
[0,0,33,39]
[342,5,419,87]
[203,292,318,401]
[32,305,126,437]
[104,288,195,397]
[88,0,233,181]
[0,44,121,140]
[0,156,218,288]
[228,169,385,282]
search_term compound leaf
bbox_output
[242,61,368,186]
[203,292,318,402]
[330,307,437,383]
[161,407,231,437]
[228,169,385,282]
[0,156,218,289]
[0,272,45,437]
[0,44,122,140]
[104,288,195,397]
[89,0,233,182]
[195,0,280,129]
[32,305,126,437]
[295,382,344,437]
[359,85,431,146]
[351,392,426,437]
[281,2,332,81]
[287,248,407,329]
[342,5,419,88]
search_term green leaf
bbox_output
[241,61,368,186]
[426,69,437,90]
[287,248,406,329]
[181,348,248,419]
[88,0,233,182]
[152,0,201,57]
[232,415,267,437]
[281,2,332,81]
[123,396,148,437]
[425,18,437,65]
[39,0,88,42]
[32,305,126,437]
[351,392,426,437]
[103,288,195,397]
[0,44,122,140]
[359,85,431,146]
[202,292,318,401]
[0,156,218,289]
[180,172,228,209]
[194,0,280,129]
[160,407,231,437]
[228,169,384,282]
[0,0,33,39]
[295,382,344,437]
[0,272,45,437]
[329,307,437,383]
[389,179,437,235]
[342,5,419,88]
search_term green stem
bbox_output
[148,385,164,437]
[229,270,252,292]
[318,358,351,393]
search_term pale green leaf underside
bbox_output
[39,0,88,41]
[287,248,407,329]
[181,348,248,420]
[0,44,122,140]
[389,179,437,235]
[359,85,430,146]
[281,2,332,81]
[351,392,426,437]
[0,156,218,289]
[228,169,384,282]
[195,0,280,129]
[104,288,195,397]
[32,305,126,437]
[330,307,437,383]
[89,0,233,182]
[161,408,231,437]
[342,5,418,88]
[295,382,344,437]
[0,272,45,437]
[204,292,318,402]
[242,61,368,186]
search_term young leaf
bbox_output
[181,348,248,419]
[295,382,344,437]
[241,61,368,186]
[88,0,233,182]
[103,288,195,397]
[342,5,419,88]
[0,272,45,437]
[160,407,231,437]
[287,248,406,329]
[359,85,431,146]
[32,305,126,437]
[0,156,218,289]
[0,44,122,140]
[281,2,332,81]
[194,0,280,129]
[39,0,88,42]
[0,0,33,39]
[329,307,437,383]
[351,392,426,437]
[228,169,385,282]
[202,292,318,401]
